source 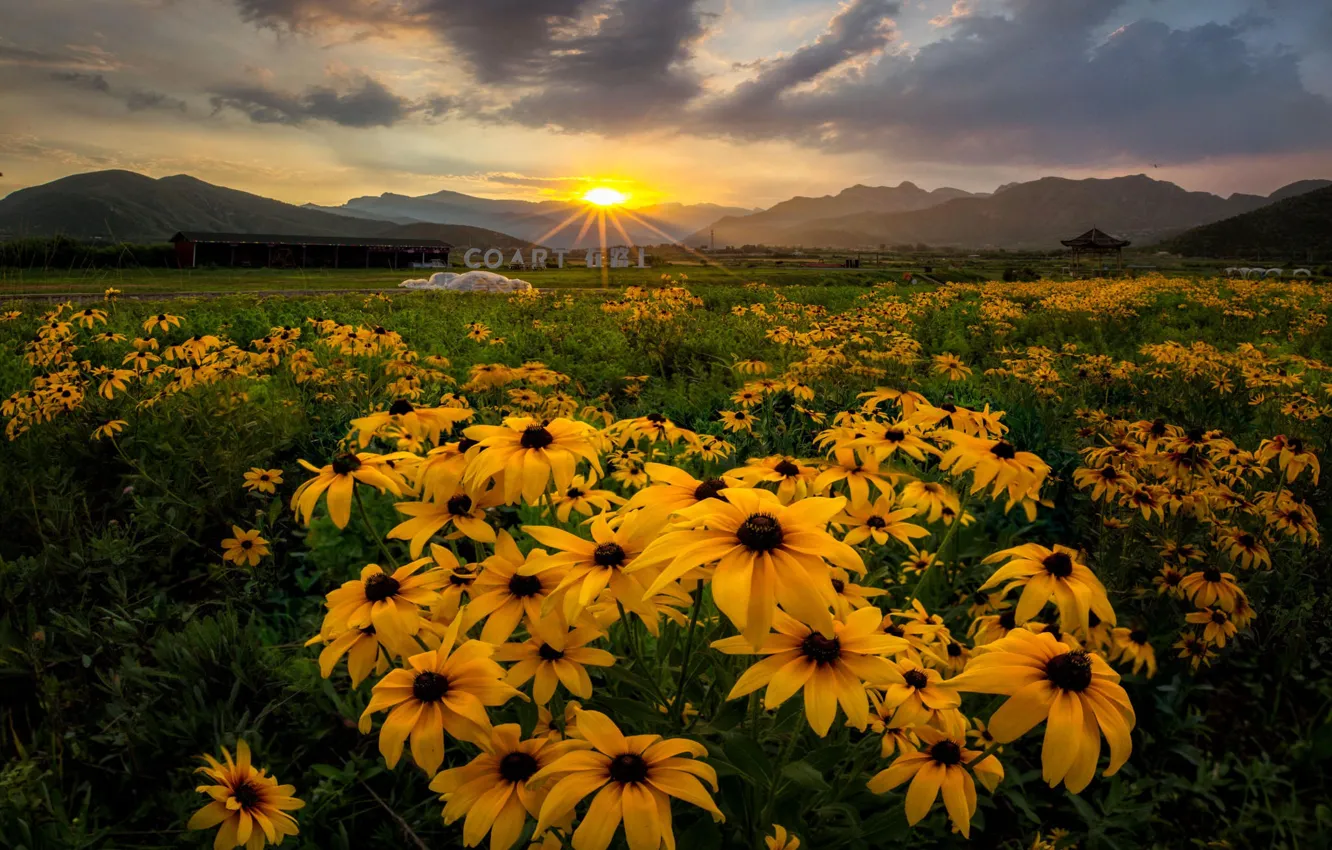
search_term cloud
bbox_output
[125,90,188,112]
[208,76,415,127]
[701,0,1332,164]
[0,43,119,70]
[50,71,111,92]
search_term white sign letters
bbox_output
[462,247,647,270]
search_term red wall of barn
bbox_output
[174,240,195,269]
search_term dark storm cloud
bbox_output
[704,0,1332,164]
[125,90,188,112]
[208,76,414,127]
[494,0,710,129]
[50,71,111,92]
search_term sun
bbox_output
[582,187,628,207]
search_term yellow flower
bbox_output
[1110,627,1157,678]
[188,740,303,849]
[91,419,127,441]
[305,624,393,687]
[521,511,665,622]
[549,474,625,522]
[732,455,820,504]
[621,463,744,516]
[531,710,723,850]
[388,479,503,557]
[290,451,406,529]
[359,618,522,775]
[867,726,1002,838]
[493,623,616,704]
[464,417,601,505]
[633,488,863,649]
[978,543,1114,634]
[950,629,1135,793]
[712,607,906,736]
[766,824,800,850]
[322,561,445,651]
[221,527,269,567]
[141,312,183,333]
[838,494,929,547]
[242,468,284,494]
[466,531,566,644]
[1185,607,1239,647]
[429,723,587,850]
[932,352,972,380]
[719,409,758,433]
[875,658,964,735]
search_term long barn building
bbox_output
[170,232,451,269]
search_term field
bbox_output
[2,274,1330,850]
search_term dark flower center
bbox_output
[520,425,554,449]
[508,574,543,597]
[946,642,962,657]
[930,740,962,766]
[364,573,401,602]
[332,454,362,475]
[1088,611,1101,628]
[389,399,414,416]
[774,460,801,477]
[885,623,905,637]
[593,542,627,567]
[1164,570,1182,586]
[1101,467,1119,480]
[865,516,887,529]
[1129,628,1148,645]
[1186,427,1205,443]
[830,579,846,594]
[608,753,650,784]
[990,441,1017,460]
[1237,534,1256,548]
[998,610,1017,630]
[940,403,957,413]
[566,487,585,499]
[693,478,727,502]
[800,633,842,665]
[538,643,565,661]
[904,670,929,689]
[1043,552,1074,578]
[233,782,261,809]
[1045,650,1094,692]
[1211,610,1229,625]
[240,540,253,550]
[646,412,667,423]
[498,751,539,783]
[737,514,784,552]
[412,671,449,702]
[1150,419,1167,436]
[449,570,474,586]
[447,494,474,516]
[458,437,479,452]
[883,428,906,442]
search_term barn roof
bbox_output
[1060,228,1130,249]
[170,232,451,249]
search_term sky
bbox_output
[2,0,1330,208]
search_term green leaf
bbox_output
[780,760,830,792]
[722,733,772,783]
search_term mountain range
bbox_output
[1160,185,1332,262]
[688,176,1331,249]
[0,169,1328,254]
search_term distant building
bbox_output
[1060,228,1130,271]
[170,232,451,269]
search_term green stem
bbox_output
[757,722,804,846]
[908,493,968,601]
[668,587,706,726]
[355,489,399,568]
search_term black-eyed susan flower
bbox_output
[350,401,474,449]
[549,474,624,522]
[766,824,800,850]
[1185,607,1239,647]
[937,431,1049,508]
[242,468,284,495]
[142,312,183,333]
[1110,627,1157,677]
[876,658,964,734]
[492,623,616,704]
[188,740,303,849]
[359,618,522,775]
[531,709,723,850]
[464,417,601,505]
[634,488,863,649]
[932,352,972,380]
[323,561,444,651]
[91,419,127,441]
[712,607,906,736]
[428,723,587,850]
[621,463,744,516]
[306,624,393,687]
[221,527,269,567]
[1177,567,1244,611]
[866,726,1002,838]
[837,494,928,547]
[828,567,887,618]
[950,629,1135,793]
[389,480,502,557]
[291,451,405,529]
[466,531,565,644]
[813,448,896,509]
[521,511,665,622]
[719,409,758,433]
[978,543,1114,633]
[1174,632,1216,669]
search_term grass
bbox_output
[2,275,1330,849]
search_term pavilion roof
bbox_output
[1060,228,1131,249]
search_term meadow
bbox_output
[1,274,1330,850]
